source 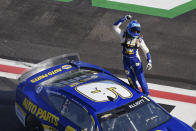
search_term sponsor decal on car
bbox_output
[76,80,133,102]
[129,99,145,109]
[15,102,26,126]
[128,96,149,109]
[65,126,77,131]
[22,98,59,126]
[62,65,72,70]
[42,124,57,131]
[30,65,72,83]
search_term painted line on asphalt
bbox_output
[120,78,196,104]
[92,0,196,18]
[0,58,34,68]
[150,89,196,104]
[108,0,191,10]
[151,96,196,127]
[0,64,27,74]
[120,78,196,97]
[0,58,196,104]
[146,83,196,97]
[0,71,21,79]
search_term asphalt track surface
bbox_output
[0,0,196,130]
[0,78,24,130]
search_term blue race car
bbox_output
[15,54,194,131]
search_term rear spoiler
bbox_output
[18,53,80,83]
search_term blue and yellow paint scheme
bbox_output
[15,55,194,131]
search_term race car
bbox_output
[15,53,194,131]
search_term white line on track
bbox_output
[120,78,196,97]
[108,0,191,10]
[0,72,20,79]
[151,96,196,126]
[0,58,34,68]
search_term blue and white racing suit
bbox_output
[113,18,152,95]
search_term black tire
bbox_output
[25,114,44,131]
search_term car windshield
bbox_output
[98,97,171,131]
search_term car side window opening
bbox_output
[48,94,65,112]
[60,99,95,131]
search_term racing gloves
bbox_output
[146,53,152,70]
[146,62,152,70]
[113,15,132,25]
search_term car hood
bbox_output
[151,117,194,131]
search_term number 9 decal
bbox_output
[75,80,133,102]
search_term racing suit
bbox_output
[113,17,152,95]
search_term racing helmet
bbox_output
[126,20,141,38]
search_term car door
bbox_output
[60,98,96,131]
[47,93,96,131]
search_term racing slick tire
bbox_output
[25,114,44,131]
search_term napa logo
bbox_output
[62,65,72,70]
[57,0,196,18]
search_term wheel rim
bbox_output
[26,115,43,131]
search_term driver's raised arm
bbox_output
[113,15,132,38]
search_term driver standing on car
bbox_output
[113,15,152,96]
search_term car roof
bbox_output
[58,72,142,114]
[23,57,142,114]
